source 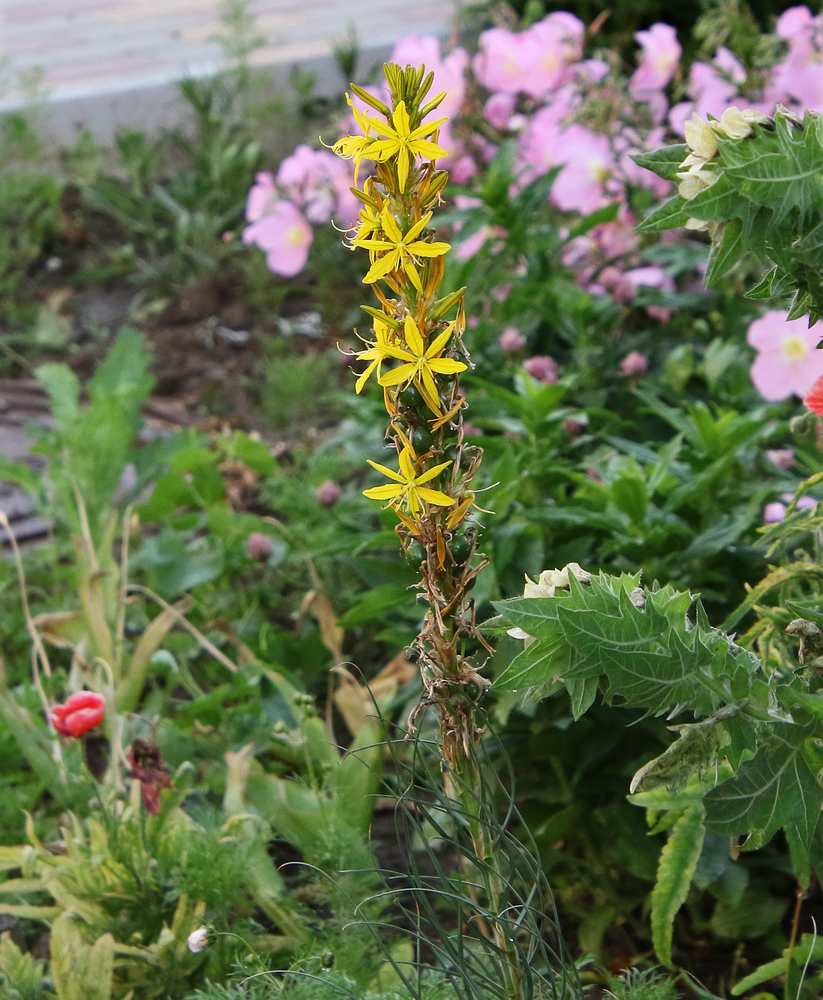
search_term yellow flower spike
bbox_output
[358,208,450,292]
[362,100,449,191]
[363,445,455,519]
[378,315,467,415]
[352,319,398,393]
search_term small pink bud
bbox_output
[763,501,786,524]
[523,355,559,384]
[246,532,273,561]
[765,449,794,469]
[499,327,526,353]
[315,479,342,507]
[620,351,649,377]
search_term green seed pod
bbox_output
[412,424,434,453]
[450,533,473,565]
[405,541,426,569]
[399,384,424,410]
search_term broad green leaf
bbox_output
[651,805,705,967]
[630,143,688,181]
[720,117,823,221]
[683,174,741,223]
[704,733,822,850]
[35,363,80,426]
[636,194,689,232]
[630,709,743,795]
[704,217,744,286]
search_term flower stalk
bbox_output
[335,62,525,1000]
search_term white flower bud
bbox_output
[187,926,209,953]
[684,115,718,159]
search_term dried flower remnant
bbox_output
[50,691,105,738]
[128,738,173,815]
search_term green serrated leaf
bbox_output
[704,733,822,851]
[651,805,706,966]
[704,218,745,285]
[744,266,776,300]
[636,194,689,232]
[630,143,689,182]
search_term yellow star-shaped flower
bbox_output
[333,94,373,183]
[352,319,396,394]
[379,315,467,414]
[356,207,450,292]
[363,100,448,191]
[363,444,455,519]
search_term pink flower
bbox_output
[620,351,649,377]
[747,311,823,401]
[763,501,787,523]
[522,12,585,97]
[621,265,675,321]
[516,91,578,182]
[243,200,313,278]
[276,145,357,226]
[550,124,615,215]
[523,355,559,383]
[766,449,795,468]
[473,27,538,96]
[246,172,277,222]
[669,48,745,134]
[247,532,273,561]
[51,691,105,738]
[315,480,342,507]
[484,92,517,130]
[499,327,526,353]
[764,494,818,522]
[474,15,582,99]
[630,24,681,96]
[805,374,823,415]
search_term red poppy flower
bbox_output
[804,374,823,417]
[51,691,105,738]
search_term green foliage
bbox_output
[650,806,705,967]
[33,327,154,538]
[604,966,681,1000]
[0,170,63,328]
[0,932,49,1000]
[637,108,823,323]
[486,564,823,966]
